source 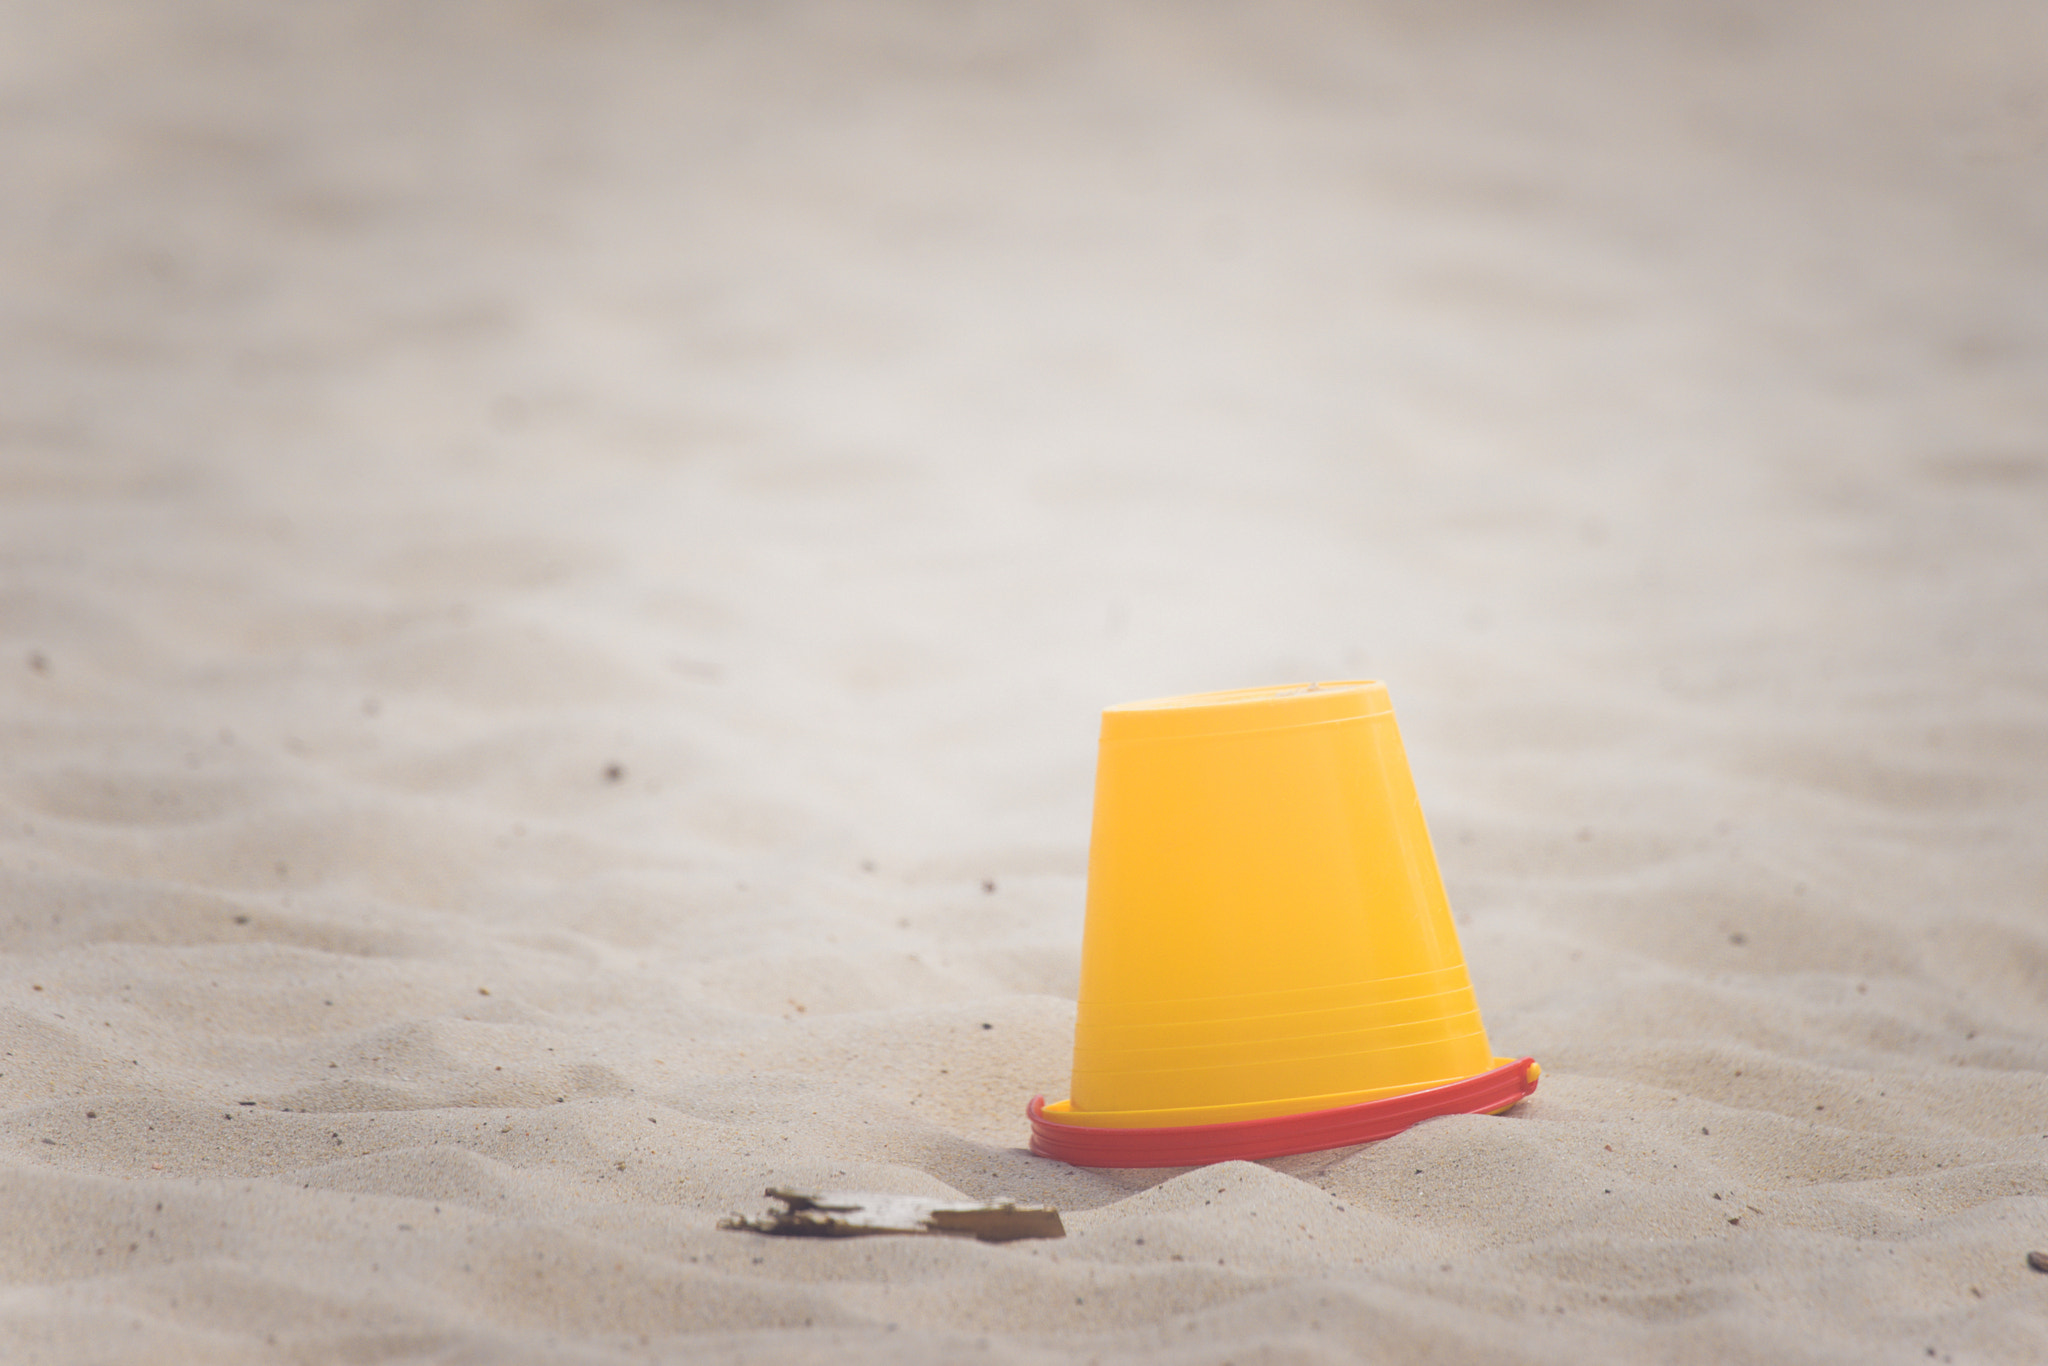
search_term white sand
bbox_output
[4,1,2046,1360]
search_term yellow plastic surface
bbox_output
[1056,681,1500,1128]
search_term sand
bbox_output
[3,1,2046,1361]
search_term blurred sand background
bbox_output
[3,1,2047,1361]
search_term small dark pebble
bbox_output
[981,879,996,894]
[234,915,250,925]
[2028,1250,2048,1273]
[981,1023,992,1030]
[238,1100,255,1107]
[603,764,624,783]
[1728,932,1746,945]
[41,1137,55,1145]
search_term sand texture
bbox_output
[4,1,2047,1361]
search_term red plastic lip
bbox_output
[1028,1057,1539,1168]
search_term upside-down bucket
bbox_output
[1028,681,1537,1167]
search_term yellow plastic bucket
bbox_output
[1029,681,1536,1166]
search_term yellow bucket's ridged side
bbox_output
[1063,681,1496,1128]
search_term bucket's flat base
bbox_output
[1027,1057,1539,1167]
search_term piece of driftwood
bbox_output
[720,1188,1065,1243]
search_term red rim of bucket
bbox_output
[1027,1057,1539,1168]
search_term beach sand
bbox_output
[3,1,2046,1360]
